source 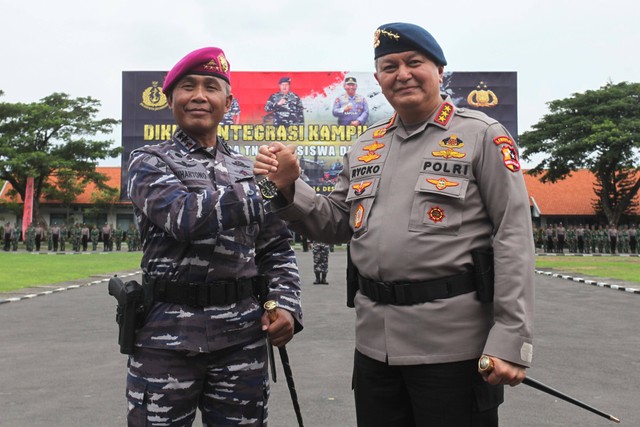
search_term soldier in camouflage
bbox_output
[125,47,302,427]
[264,76,305,126]
[91,225,99,251]
[312,241,330,284]
[12,223,20,251]
[25,223,35,252]
[60,223,67,252]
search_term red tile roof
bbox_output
[524,169,640,215]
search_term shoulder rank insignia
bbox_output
[433,102,454,126]
[427,177,460,191]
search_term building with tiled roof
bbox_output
[1,167,638,230]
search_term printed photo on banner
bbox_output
[121,71,517,197]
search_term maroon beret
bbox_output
[162,47,231,94]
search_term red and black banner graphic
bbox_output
[121,71,517,198]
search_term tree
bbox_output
[0,92,121,222]
[519,81,640,225]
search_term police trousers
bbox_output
[126,340,269,427]
[353,350,503,427]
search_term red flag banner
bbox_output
[22,176,34,237]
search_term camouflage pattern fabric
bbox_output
[264,92,304,126]
[312,242,330,274]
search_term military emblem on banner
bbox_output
[467,81,499,108]
[140,81,168,111]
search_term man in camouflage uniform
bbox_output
[71,223,81,252]
[126,224,135,252]
[264,76,305,126]
[12,223,20,251]
[312,241,330,284]
[114,225,123,251]
[25,223,35,252]
[88,225,97,251]
[566,225,577,253]
[125,47,302,427]
[221,97,241,125]
[3,222,12,251]
[630,224,638,254]
[60,223,67,252]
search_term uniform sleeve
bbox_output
[271,154,353,244]
[127,150,264,242]
[255,205,303,333]
[357,98,369,125]
[475,124,535,367]
[264,94,277,112]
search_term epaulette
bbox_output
[454,107,498,126]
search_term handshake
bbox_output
[253,142,301,201]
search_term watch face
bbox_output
[258,178,278,199]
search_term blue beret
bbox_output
[374,22,447,66]
[278,76,291,84]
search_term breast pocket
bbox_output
[409,173,469,235]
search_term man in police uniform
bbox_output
[264,76,305,126]
[254,22,534,427]
[125,47,303,426]
[332,76,369,126]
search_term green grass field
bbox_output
[0,251,142,293]
[0,251,638,294]
[534,255,640,283]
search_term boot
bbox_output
[313,272,321,284]
[320,273,328,284]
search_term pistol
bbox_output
[108,276,144,355]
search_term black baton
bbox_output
[479,356,620,423]
[265,301,304,427]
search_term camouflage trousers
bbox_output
[312,243,329,274]
[127,339,269,426]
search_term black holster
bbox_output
[108,276,146,355]
[346,244,358,308]
[471,248,495,303]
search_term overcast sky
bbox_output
[2,0,638,167]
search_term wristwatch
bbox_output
[256,176,278,199]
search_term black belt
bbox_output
[143,275,267,307]
[357,271,475,305]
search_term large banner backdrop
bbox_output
[121,71,517,198]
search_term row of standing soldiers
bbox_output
[534,223,638,254]
[2,222,142,252]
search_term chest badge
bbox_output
[357,141,385,163]
[428,206,446,223]
[432,134,466,159]
[427,177,460,191]
[352,181,373,196]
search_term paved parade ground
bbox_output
[1,248,638,426]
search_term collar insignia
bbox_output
[434,102,454,126]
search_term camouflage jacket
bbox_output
[127,129,302,352]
